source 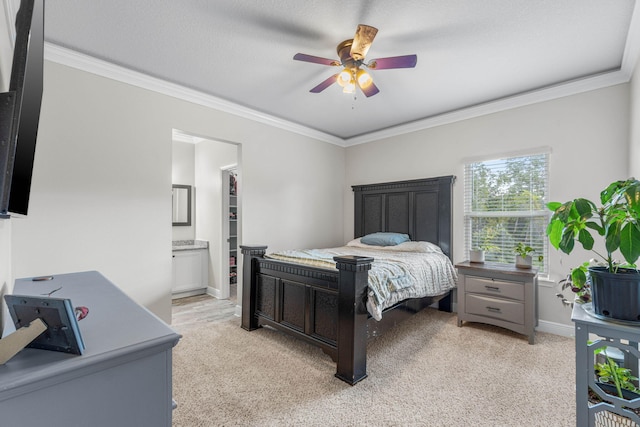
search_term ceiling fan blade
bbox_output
[350,24,378,61]
[293,53,340,66]
[368,54,418,70]
[358,80,380,98]
[310,74,338,93]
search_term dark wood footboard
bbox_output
[241,245,452,385]
[241,245,373,385]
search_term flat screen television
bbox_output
[0,0,44,216]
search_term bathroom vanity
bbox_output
[172,240,209,298]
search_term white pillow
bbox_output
[346,238,443,254]
[345,237,373,248]
[387,241,443,253]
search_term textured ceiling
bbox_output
[40,0,638,142]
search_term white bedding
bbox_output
[265,240,458,320]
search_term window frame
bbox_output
[463,151,550,274]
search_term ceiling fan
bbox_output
[293,24,417,97]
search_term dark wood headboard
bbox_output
[352,175,455,259]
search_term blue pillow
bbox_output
[360,232,410,247]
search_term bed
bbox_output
[240,175,456,385]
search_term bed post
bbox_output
[333,255,373,385]
[240,245,267,331]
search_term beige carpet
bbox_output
[172,309,575,427]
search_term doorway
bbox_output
[171,129,239,305]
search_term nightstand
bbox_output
[455,261,538,344]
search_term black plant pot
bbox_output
[591,382,640,426]
[595,382,640,401]
[590,267,640,322]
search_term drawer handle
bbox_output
[486,306,502,313]
[484,285,501,292]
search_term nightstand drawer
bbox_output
[465,294,524,325]
[465,275,524,301]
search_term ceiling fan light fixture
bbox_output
[337,69,352,87]
[293,24,416,97]
[342,80,356,94]
[356,69,373,88]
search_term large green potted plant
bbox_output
[547,178,640,321]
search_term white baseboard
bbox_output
[171,287,207,300]
[228,298,573,336]
[536,320,574,338]
[205,286,221,299]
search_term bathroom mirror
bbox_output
[172,184,192,226]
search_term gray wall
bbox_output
[10,61,346,323]
[194,138,238,298]
[630,64,640,179]
[345,84,630,330]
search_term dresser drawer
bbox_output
[465,294,524,325]
[465,275,524,301]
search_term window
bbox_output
[464,152,549,273]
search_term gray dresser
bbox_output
[0,271,181,427]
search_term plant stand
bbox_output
[594,410,639,427]
[573,303,640,426]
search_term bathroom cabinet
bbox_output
[172,244,209,298]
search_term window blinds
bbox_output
[464,153,549,273]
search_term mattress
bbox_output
[265,240,457,320]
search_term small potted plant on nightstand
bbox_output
[514,243,543,269]
[469,246,486,263]
[470,228,499,263]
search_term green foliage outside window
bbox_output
[466,153,548,271]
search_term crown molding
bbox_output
[44,38,636,149]
[344,5,638,146]
[43,43,347,147]
[622,0,640,79]
[343,69,629,146]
